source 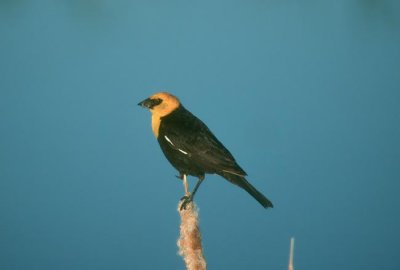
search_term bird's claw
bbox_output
[180,195,193,211]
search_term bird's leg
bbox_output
[176,173,190,195]
[190,177,203,199]
[182,174,189,196]
[180,176,204,211]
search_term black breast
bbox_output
[157,105,246,179]
[157,106,206,177]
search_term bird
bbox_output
[138,92,273,210]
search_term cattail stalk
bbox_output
[177,201,206,270]
[288,237,295,270]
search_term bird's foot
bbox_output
[179,194,193,211]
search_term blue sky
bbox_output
[1,1,399,269]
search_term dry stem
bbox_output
[177,201,206,270]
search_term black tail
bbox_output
[218,171,273,208]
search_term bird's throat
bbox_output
[151,114,161,138]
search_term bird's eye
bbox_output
[149,98,163,108]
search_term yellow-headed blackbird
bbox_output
[138,92,273,210]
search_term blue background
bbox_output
[1,1,399,269]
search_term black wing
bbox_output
[159,106,247,176]
[159,106,273,208]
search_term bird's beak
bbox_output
[138,98,152,108]
[138,97,162,109]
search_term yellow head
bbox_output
[138,92,181,137]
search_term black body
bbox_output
[157,105,273,208]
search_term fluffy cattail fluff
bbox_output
[177,201,206,270]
